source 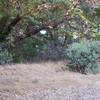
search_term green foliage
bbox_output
[0,48,12,64]
[66,41,100,74]
[11,37,45,62]
[0,0,99,43]
[0,0,100,65]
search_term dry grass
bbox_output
[0,61,100,100]
[0,60,100,90]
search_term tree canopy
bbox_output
[0,0,99,43]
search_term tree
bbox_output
[0,0,100,43]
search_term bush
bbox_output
[11,37,45,63]
[66,40,100,74]
[39,41,66,60]
[0,48,12,65]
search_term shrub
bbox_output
[0,48,12,65]
[66,40,100,74]
[39,41,66,60]
[11,37,45,63]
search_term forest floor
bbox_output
[0,61,100,100]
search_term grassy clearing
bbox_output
[0,61,100,90]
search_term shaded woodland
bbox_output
[0,0,100,74]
